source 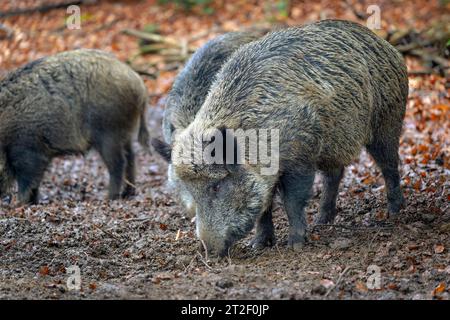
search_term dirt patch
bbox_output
[1,104,448,300]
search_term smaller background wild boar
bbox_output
[159,31,264,216]
[0,49,150,204]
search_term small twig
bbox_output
[200,239,209,262]
[183,255,197,273]
[124,179,137,189]
[275,243,284,260]
[197,251,212,270]
[123,217,151,222]
[325,266,351,297]
[0,0,90,18]
[311,224,394,232]
[344,0,368,20]
[93,224,122,241]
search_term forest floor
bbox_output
[0,0,449,299]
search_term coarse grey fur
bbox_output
[0,49,150,205]
[160,31,264,216]
[154,20,408,256]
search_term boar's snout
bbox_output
[197,224,229,257]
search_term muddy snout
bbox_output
[197,229,229,258]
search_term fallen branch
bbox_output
[311,223,394,232]
[0,0,93,18]
[93,224,122,241]
[344,0,368,20]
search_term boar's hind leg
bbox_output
[249,204,275,249]
[366,139,404,216]
[11,148,49,205]
[315,167,344,224]
[121,141,136,198]
[97,140,126,200]
[280,171,315,251]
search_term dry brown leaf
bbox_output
[434,244,445,254]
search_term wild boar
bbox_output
[160,31,264,216]
[0,49,150,204]
[153,20,408,256]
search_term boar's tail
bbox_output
[138,106,151,154]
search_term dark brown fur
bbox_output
[0,49,150,204]
[154,20,408,256]
[160,31,264,216]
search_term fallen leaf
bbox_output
[387,282,398,290]
[310,233,320,241]
[159,223,168,231]
[434,244,445,254]
[355,280,368,293]
[433,282,446,296]
[39,266,50,276]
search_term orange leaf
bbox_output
[434,244,445,254]
[39,266,50,276]
[432,104,450,112]
[355,280,368,292]
[433,282,446,296]
[417,144,429,153]
[159,223,168,231]
[387,283,398,290]
[413,180,421,190]
[311,234,320,241]
[404,176,411,185]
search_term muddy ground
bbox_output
[0,101,449,300]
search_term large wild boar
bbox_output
[159,31,264,216]
[153,20,408,256]
[0,49,150,205]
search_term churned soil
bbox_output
[1,103,448,300]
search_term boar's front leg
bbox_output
[249,204,275,249]
[97,139,126,200]
[10,146,49,205]
[280,171,314,251]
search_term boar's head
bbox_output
[153,127,277,257]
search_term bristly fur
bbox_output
[170,20,408,256]
[160,31,265,217]
[0,49,150,204]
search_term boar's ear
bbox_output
[151,138,172,162]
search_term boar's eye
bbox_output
[210,182,221,194]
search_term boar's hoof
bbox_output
[287,233,306,251]
[108,193,121,201]
[387,196,405,217]
[314,211,336,225]
[249,232,276,250]
[121,187,136,199]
